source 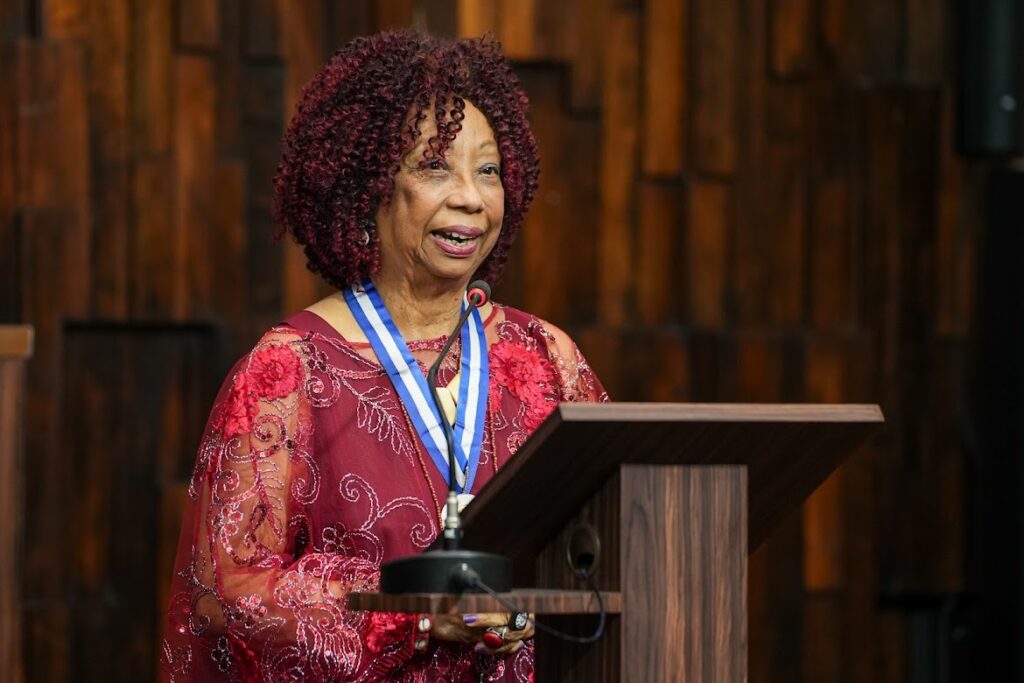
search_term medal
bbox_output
[440,493,476,527]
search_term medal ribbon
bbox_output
[343,280,488,493]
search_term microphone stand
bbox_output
[379,282,513,594]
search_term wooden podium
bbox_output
[349,402,883,681]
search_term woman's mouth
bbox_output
[430,226,483,257]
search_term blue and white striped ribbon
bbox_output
[343,280,488,493]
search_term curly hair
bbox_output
[272,31,540,289]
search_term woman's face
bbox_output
[374,101,505,288]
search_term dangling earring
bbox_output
[359,218,374,246]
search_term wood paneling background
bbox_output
[0,0,981,680]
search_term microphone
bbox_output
[426,280,490,550]
[379,278,512,593]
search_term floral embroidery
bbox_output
[490,339,556,431]
[165,310,606,681]
[250,343,303,398]
[216,371,259,438]
[364,612,412,653]
[216,343,303,437]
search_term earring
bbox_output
[359,218,375,246]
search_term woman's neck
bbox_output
[371,271,466,341]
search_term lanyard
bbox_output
[343,280,488,493]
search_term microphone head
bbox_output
[466,280,491,307]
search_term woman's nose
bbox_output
[446,173,485,212]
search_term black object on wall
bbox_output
[968,168,1024,681]
[956,0,1024,158]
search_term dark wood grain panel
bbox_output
[326,0,374,47]
[0,44,16,321]
[63,323,220,681]
[279,0,331,316]
[242,0,282,59]
[809,178,856,329]
[208,162,246,324]
[766,148,807,328]
[42,0,88,38]
[905,0,945,84]
[769,0,813,77]
[0,0,29,38]
[692,0,739,175]
[636,180,680,325]
[935,92,974,337]
[643,332,691,403]
[597,6,639,327]
[177,0,219,50]
[374,0,416,31]
[736,333,785,402]
[18,211,74,600]
[572,326,623,401]
[21,608,70,682]
[212,0,243,156]
[517,65,567,323]
[857,0,905,80]
[802,593,842,681]
[16,40,91,316]
[0,326,31,683]
[172,53,217,317]
[802,337,848,591]
[132,160,175,317]
[562,0,610,112]
[687,180,730,330]
[561,116,600,325]
[750,513,804,683]
[240,61,289,335]
[498,0,535,59]
[18,210,74,681]
[456,0,498,39]
[641,0,686,176]
[71,0,131,318]
[132,0,172,155]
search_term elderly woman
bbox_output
[162,31,606,681]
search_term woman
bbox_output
[162,31,606,681]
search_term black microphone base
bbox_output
[380,549,513,594]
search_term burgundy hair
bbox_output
[272,31,540,289]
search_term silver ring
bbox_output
[509,612,529,631]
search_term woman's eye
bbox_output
[480,164,501,176]
[427,160,446,171]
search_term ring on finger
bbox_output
[482,627,505,650]
[508,611,529,631]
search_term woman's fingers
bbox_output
[486,638,524,656]
[431,612,535,655]
[460,612,508,628]
[430,614,481,643]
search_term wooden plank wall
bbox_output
[0,0,974,680]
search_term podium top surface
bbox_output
[461,402,882,556]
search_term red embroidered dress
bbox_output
[162,304,607,681]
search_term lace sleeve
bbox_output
[161,330,427,681]
[535,322,609,403]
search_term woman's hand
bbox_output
[430,612,535,656]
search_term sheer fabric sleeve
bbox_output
[536,322,609,404]
[161,330,426,682]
